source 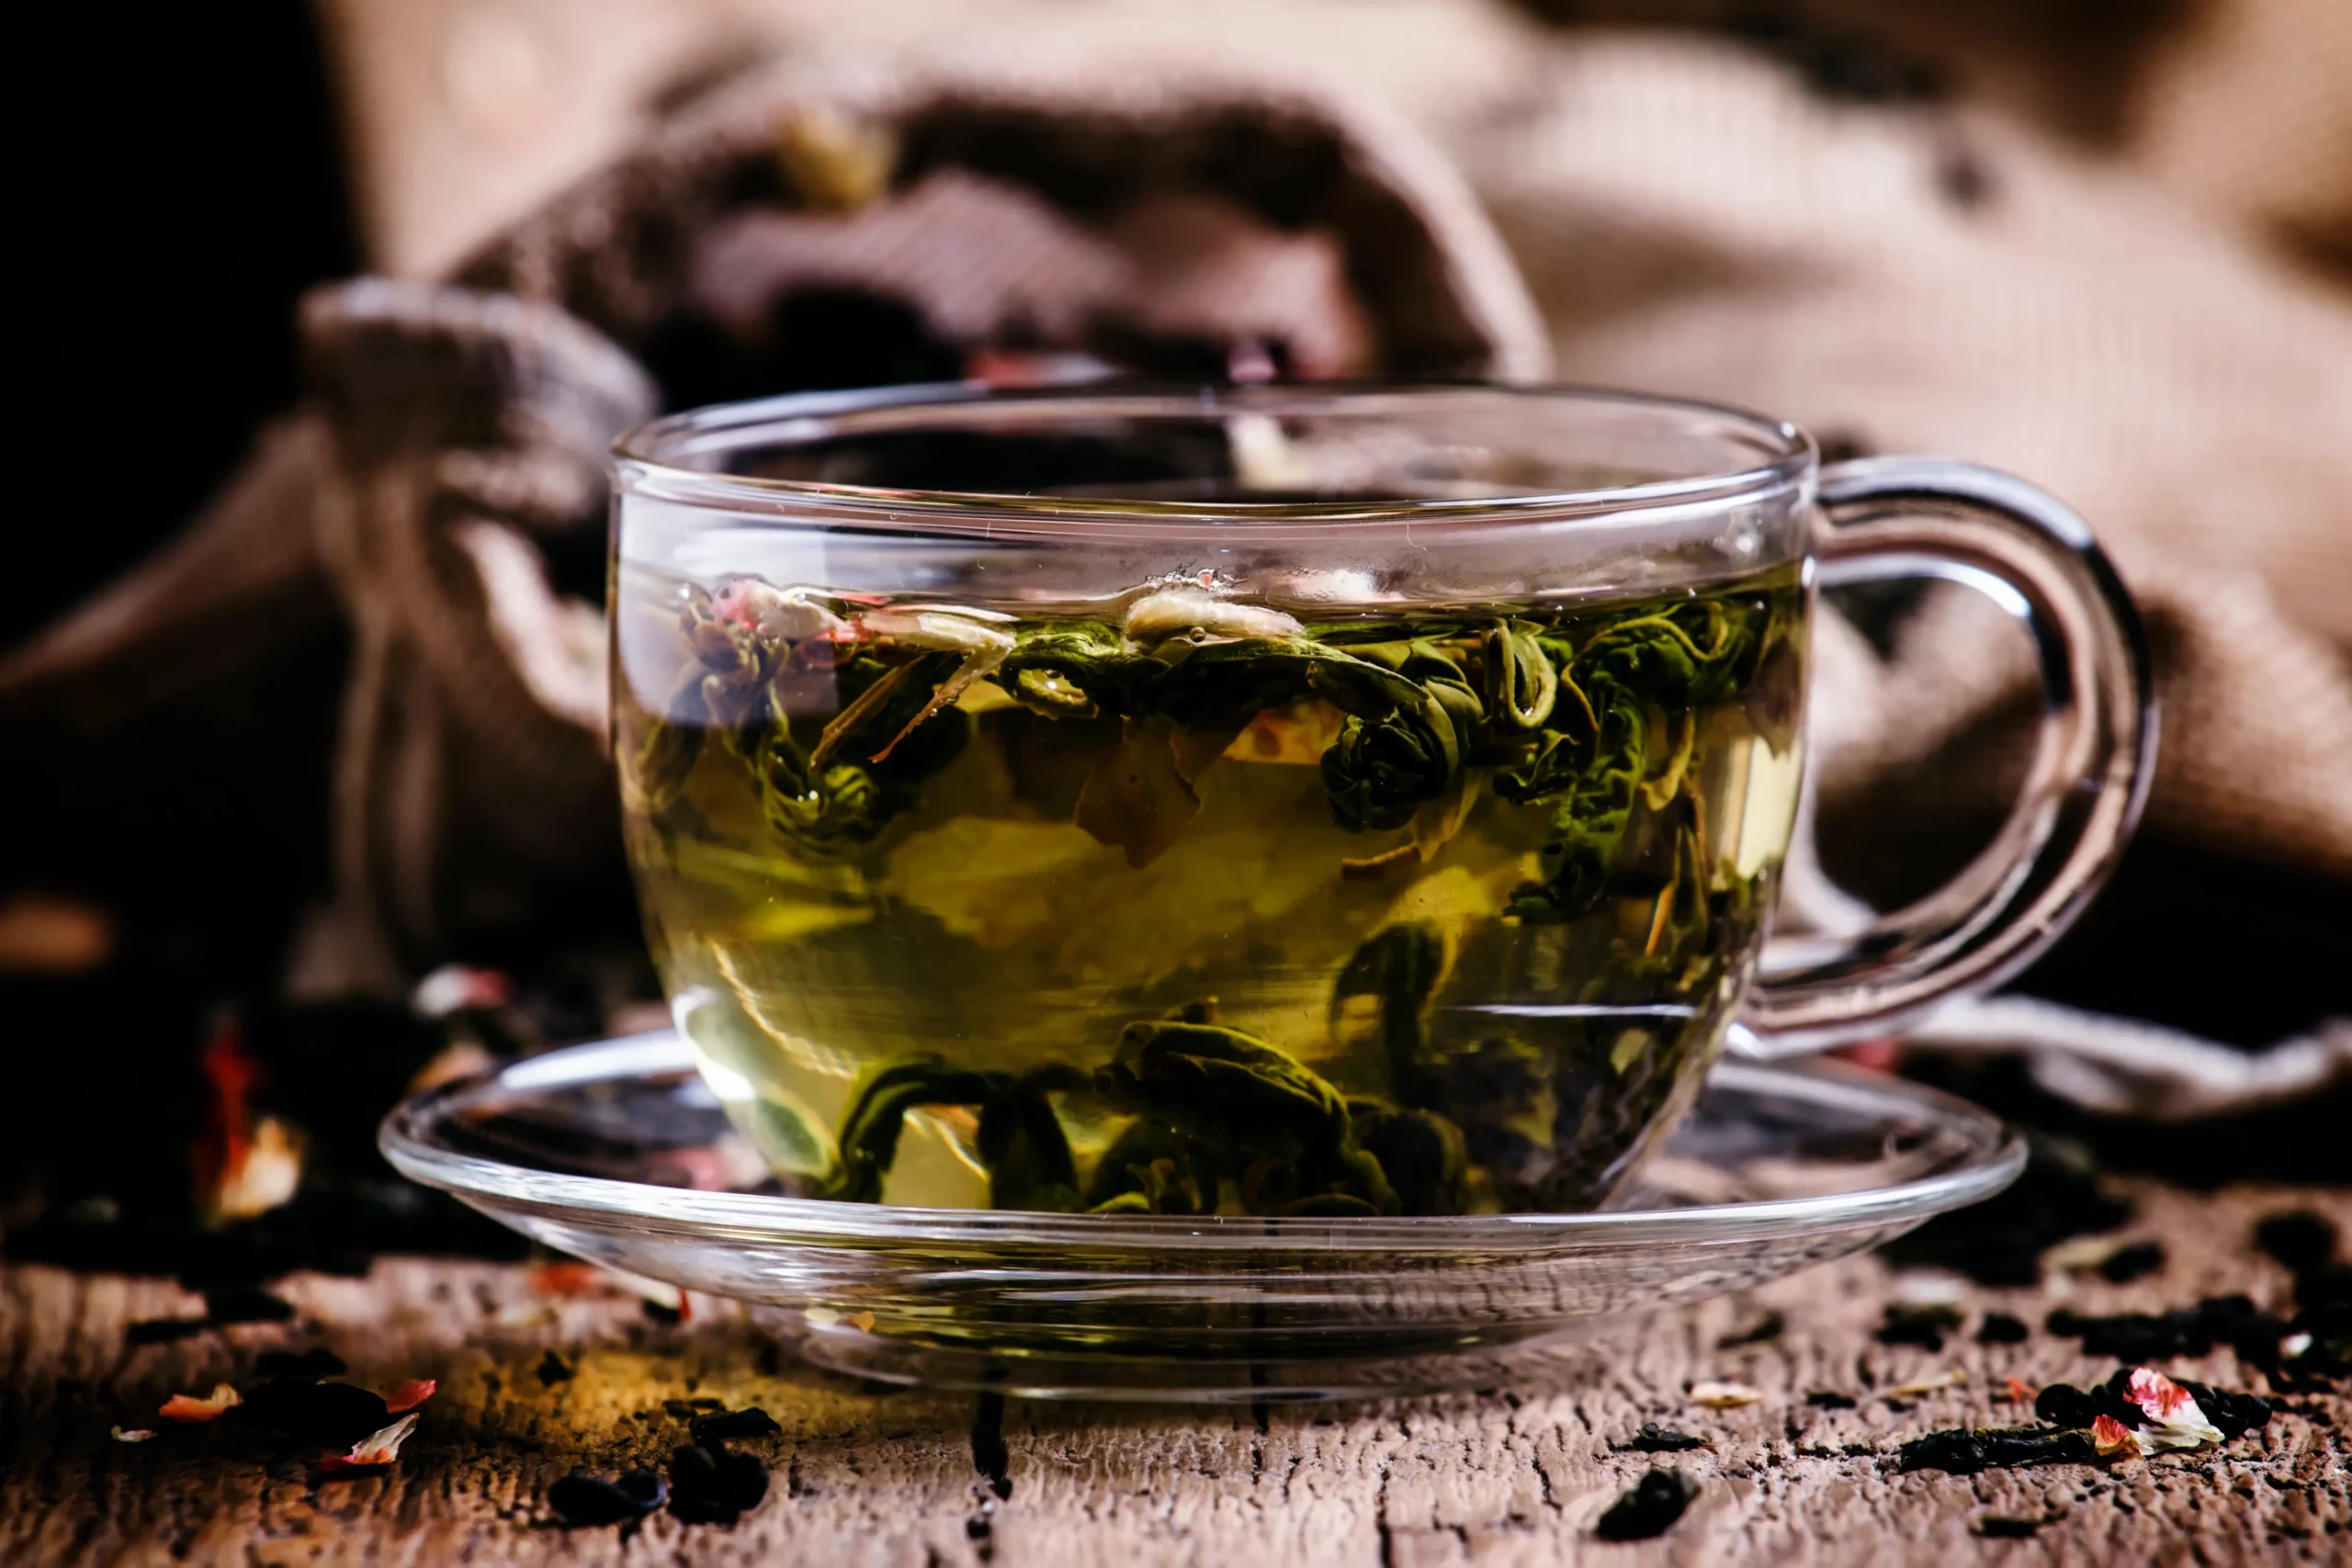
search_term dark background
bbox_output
[12,0,356,652]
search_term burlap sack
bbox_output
[1444,32,2352,889]
[0,55,1546,992]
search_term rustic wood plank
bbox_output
[2,1183,2346,1565]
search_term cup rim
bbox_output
[612,381,1816,536]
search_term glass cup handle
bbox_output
[1736,457,2157,1056]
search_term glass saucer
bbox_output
[380,1031,2020,1402]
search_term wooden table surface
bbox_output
[3,1182,2346,1567]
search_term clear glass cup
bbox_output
[609,384,2150,1220]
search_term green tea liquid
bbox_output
[616,570,1806,1215]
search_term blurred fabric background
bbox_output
[20,1,2352,646]
[6,0,2348,1236]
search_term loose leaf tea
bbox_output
[616,570,1804,1215]
[1613,1424,1709,1453]
[1594,1468,1701,1540]
[549,1470,669,1529]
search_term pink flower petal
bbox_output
[2124,1367,2224,1450]
[2125,1368,2192,1421]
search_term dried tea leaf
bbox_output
[126,1317,211,1346]
[1897,1426,2098,1474]
[1974,1313,2030,1345]
[688,1406,783,1445]
[2098,1241,2165,1284]
[1880,1140,2132,1285]
[2254,1210,2340,1272]
[2042,1295,2269,1360]
[1594,1468,1699,1540]
[1976,1516,2044,1539]
[549,1469,667,1528]
[1689,1381,1763,1409]
[1885,1369,1965,1399]
[1612,1424,1708,1452]
[1877,1303,1962,1350]
[202,1284,296,1325]
[668,1442,769,1525]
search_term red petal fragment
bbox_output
[527,1262,605,1297]
[2003,1377,2037,1402]
[317,1412,420,1472]
[2090,1413,2141,1459]
[159,1382,242,1422]
[191,1014,259,1203]
[379,1378,436,1415]
[2124,1366,2224,1450]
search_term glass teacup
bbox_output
[609,385,2149,1219]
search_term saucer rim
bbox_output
[380,1032,2024,1254]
